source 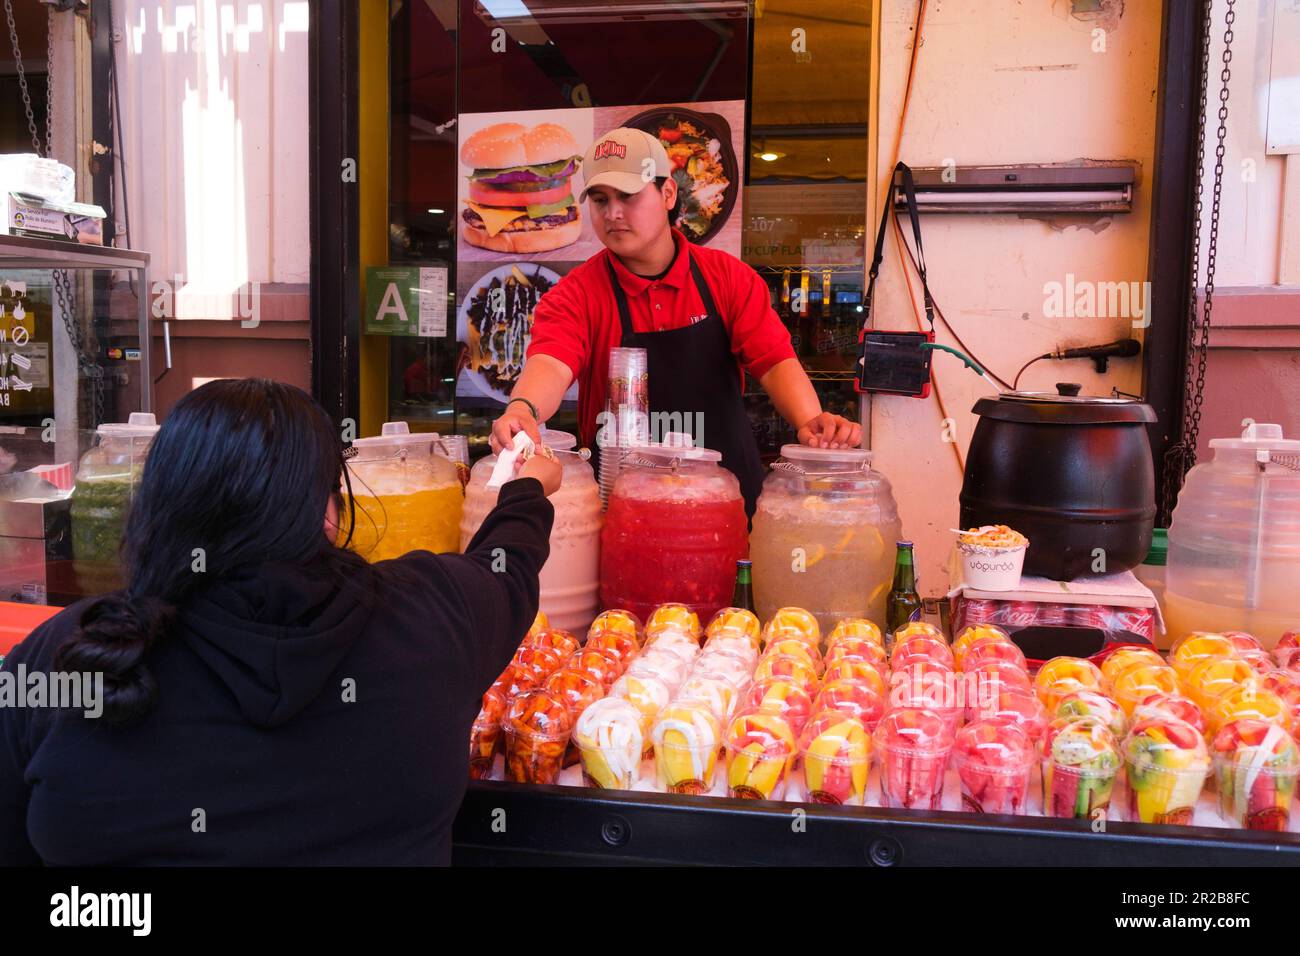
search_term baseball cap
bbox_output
[578,127,671,202]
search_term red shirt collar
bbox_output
[605,229,691,296]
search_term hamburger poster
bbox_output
[455,100,744,404]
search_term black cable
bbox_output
[893,215,1015,390]
[1012,354,1051,390]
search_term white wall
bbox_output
[114,0,311,318]
[870,0,1162,592]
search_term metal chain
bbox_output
[45,5,54,158]
[4,0,42,153]
[1160,0,1233,522]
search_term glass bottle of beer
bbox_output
[886,541,922,638]
[732,559,755,613]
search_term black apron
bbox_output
[604,252,766,517]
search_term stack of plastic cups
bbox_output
[599,347,649,507]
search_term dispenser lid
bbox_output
[352,421,439,449]
[778,444,872,466]
[629,431,721,463]
[540,427,577,452]
[1209,421,1300,453]
[973,384,1156,425]
[96,412,159,438]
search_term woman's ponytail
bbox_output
[54,593,176,726]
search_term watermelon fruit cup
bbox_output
[1034,657,1106,713]
[952,624,1012,671]
[1121,716,1209,825]
[1100,645,1166,688]
[1055,690,1127,739]
[874,708,955,811]
[814,678,886,731]
[1039,717,1120,820]
[826,618,884,651]
[969,686,1048,742]
[890,661,962,736]
[652,699,722,794]
[502,688,575,785]
[967,659,1033,697]
[798,711,872,805]
[742,676,815,736]
[725,709,797,800]
[575,696,645,790]
[1211,717,1300,831]
[1131,692,1205,735]
[953,719,1034,815]
[1112,664,1182,718]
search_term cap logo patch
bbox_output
[592,140,628,160]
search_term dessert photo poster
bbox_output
[454,100,745,407]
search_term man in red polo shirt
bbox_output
[491,127,861,514]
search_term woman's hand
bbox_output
[797,412,862,450]
[516,453,563,496]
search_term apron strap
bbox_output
[687,252,721,322]
[605,257,637,346]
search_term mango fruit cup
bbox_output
[799,711,871,805]
[725,709,797,800]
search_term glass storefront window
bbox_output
[386,0,871,462]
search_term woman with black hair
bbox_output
[0,378,560,865]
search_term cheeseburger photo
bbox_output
[460,122,583,254]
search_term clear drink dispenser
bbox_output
[1165,422,1300,649]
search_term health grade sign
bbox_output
[364,265,449,338]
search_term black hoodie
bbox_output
[0,477,553,866]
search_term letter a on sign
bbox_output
[376,283,408,325]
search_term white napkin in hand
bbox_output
[486,431,536,491]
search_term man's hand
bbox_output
[798,412,862,450]
[491,404,543,455]
[516,451,563,496]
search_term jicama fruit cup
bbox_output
[575,696,645,790]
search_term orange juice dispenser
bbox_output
[341,422,463,560]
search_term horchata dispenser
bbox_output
[341,422,463,561]
[749,445,902,634]
[1164,422,1300,650]
[461,427,603,634]
[600,431,747,625]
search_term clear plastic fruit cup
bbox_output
[651,700,721,795]
[575,697,646,790]
[1039,716,1120,820]
[724,709,797,801]
[502,689,574,785]
[952,719,1034,815]
[798,710,872,805]
[873,708,955,810]
[1121,716,1209,825]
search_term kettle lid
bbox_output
[974,384,1156,424]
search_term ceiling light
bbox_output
[428,208,445,214]
[759,152,779,162]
